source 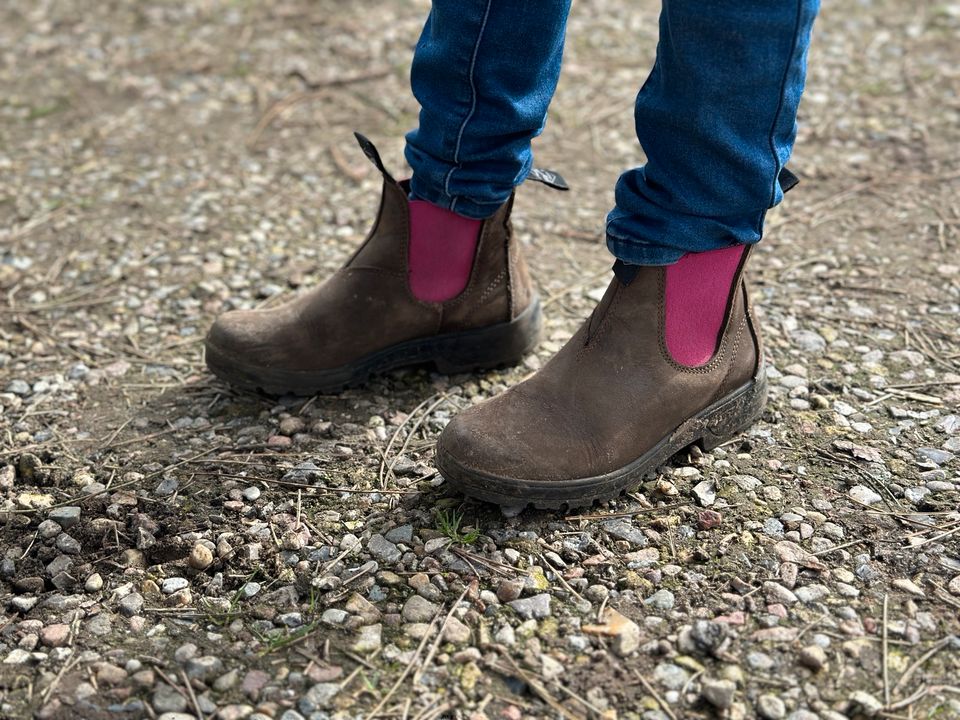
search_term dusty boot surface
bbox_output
[204,136,542,395]
[436,250,767,511]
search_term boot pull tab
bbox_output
[528,167,570,191]
[778,166,800,194]
[354,132,396,184]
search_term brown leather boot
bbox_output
[205,135,552,395]
[436,250,768,511]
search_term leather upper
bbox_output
[206,177,534,373]
[437,261,762,482]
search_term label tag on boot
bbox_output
[528,168,570,191]
[354,132,395,183]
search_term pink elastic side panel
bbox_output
[664,245,746,367]
[408,200,482,303]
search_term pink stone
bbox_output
[39,624,70,647]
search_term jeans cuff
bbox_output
[408,175,504,220]
[605,232,686,266]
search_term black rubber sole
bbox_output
[204,298,542,396]
[437,371,768,512]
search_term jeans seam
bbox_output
[760,0,804,233]
[444,0,494,213]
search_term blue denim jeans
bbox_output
[404,0,820,265]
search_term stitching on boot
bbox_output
[714,315,749,400]
[478,269,506,305]
[506,236,517,319]
[743,280,765,380]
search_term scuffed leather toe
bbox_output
[205,309,288,365]
[437,384,597,484]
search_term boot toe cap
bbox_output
[206,310,270,356]
[436,389,590,487]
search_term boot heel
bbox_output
[433,298,542,374]
[697,372,769,451]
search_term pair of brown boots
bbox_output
[205,138,770,511]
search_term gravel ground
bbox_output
[2,1,960,719]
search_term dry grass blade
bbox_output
[412,586,469,685]
[494,655,585,720]
[891,636,954,695]
[247,68,391,148]
[364,594,448,719]
[882,593,890,706]
[378,394,439,489]
[634,670,678,720]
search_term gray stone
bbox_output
[55,534,81,554]
[6,380,31,396]
[700,678,736,709]
[508,593,552,619]
[644,589,675,611]
[652,663,689,690]
[161,577,189,594]
[731,474,762,491]
[152,684,188,713]
[46,554,73,577]
[321,609,349,626]
[691,481,716,507]
[856,562,881,583]
[690,619,728,654]
[213,669,239,692]
[443,617,472,645]
[849,485,882,505]
[791,329,826,353]
[278,612,303,628]
[746,651,776,671]
[352,624,382,654]
[409,572,442,602]
[541,654,565,681]
[763,518,785,538]
[367,534,401,564]
[384,524,414,544]
[174,643,197,663]
[795,584,830,603]
[424,537,451,554]
[38,520,62,538]
[917,447,955,466]
[241,581,261,598]
[3,648,33,664]
[402,595,439,623]
[10,596,39,613]
[154,477,179,496]
[299,683,340,714]
[119,593,144,617]
[603,519,647,546]
[821,522,845,539]
[850,691,883,716]
[757,694,787,719]
[936,415,960,434]
[49,506,81,529]
[184,655,224,681]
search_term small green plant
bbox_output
[27,98,68,120]
[253,619,321,656]
[435,508,481,545]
